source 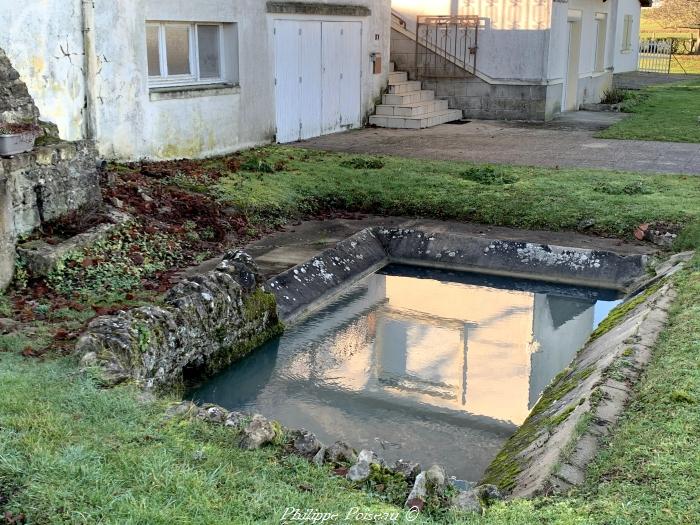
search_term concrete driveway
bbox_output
[296,111,700,175]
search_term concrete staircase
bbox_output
[369,64,462,129]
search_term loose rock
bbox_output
[451,489,482,514]
[357,449,382,466]
[291,429,322,457]
[312,446,327,467]
[405,472,428,509]
[347,460,371,482]
[393,459,421,482]
[199,405,228,424]
[425,464,446,490]
[346,449,381,483]
[224,411,246,428]
[164,401,197,419]
[474,484,504,505]
[240,414,277,450]
[325,441,357,465]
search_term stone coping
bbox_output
[266,226,649,324]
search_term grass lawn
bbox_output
[1,148,700,523]
[197,147,700,243]
[597,81,700,143]
[671,55,700,75]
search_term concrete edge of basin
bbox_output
[266,226,650,325]
[481,251,693,498]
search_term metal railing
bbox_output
[415,15,479,78]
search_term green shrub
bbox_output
[240,158,274,173]
[600,88,630,105]
[594,180,653,195]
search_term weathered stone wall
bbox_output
[77,252,283,391]
[0,47,101,290]
[2,141,101,236]
[267,228,388,322]
[0,177,14,289]
[0,47,39,124]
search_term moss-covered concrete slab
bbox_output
[481,255,687,498]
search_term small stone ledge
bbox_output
[76,251,282,391]
[17,207,132,278]
[266,228,388,323]
[266,1,371,16]
[266,227,648,323]
[480,255,686,498]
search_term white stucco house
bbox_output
[0,1,391,160]
[381,0,649,122]
[1,0,647,160]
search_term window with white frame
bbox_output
[146,22,231,88]
[622,15,634,52]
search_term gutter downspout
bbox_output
[81,0,98,140]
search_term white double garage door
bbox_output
[274,20,362,143]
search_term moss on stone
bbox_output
[481,366,595,491]
[364,463,410,506]
[243,288,278,323]
[204,320,284,378]
[545,406,576,430]
[588,282,663,342]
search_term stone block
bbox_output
[17,207,131,278]
[77,250,282,390]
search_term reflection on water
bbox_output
[189,265,621,481]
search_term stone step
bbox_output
[369,109,463,129]
[388,71,408,84]
[387,80,423,94]
[375,99,449,117]
[383,90,435,105]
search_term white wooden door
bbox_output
[337,22,362,130]
[321,22,343,134]
[274,20,322,143]
[321,22,362,134]
[275,19,362,143]
[274,21,301,143]
[299,22,323,140]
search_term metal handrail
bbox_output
[415,15,479,78]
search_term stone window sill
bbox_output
[149,83,240,101]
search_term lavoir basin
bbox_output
[189,264,621,481]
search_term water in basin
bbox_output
[189,264,621,481]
